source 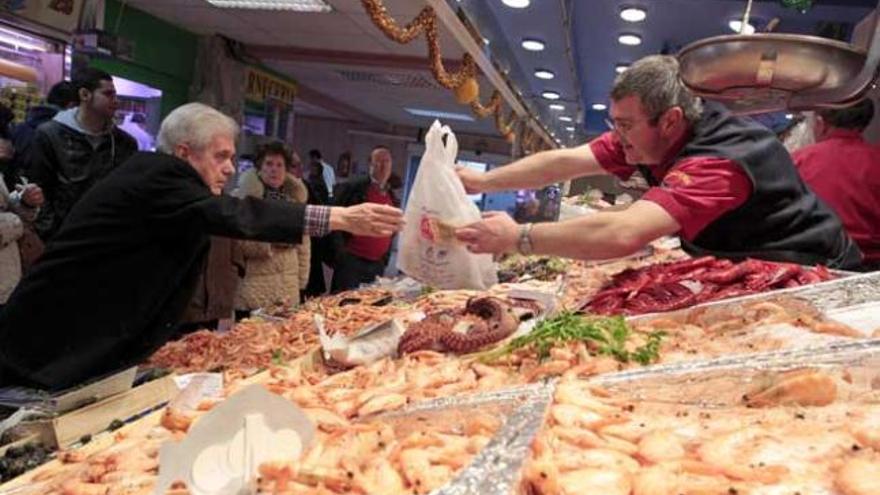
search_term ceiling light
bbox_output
[615,64,629,74]
[566,126,576,132]
[521,38,546,51]
[785,113,794,120]
[592,103,608,111]
[549,104,565,111]
[620,7,646,22]
[502,0,530,8]
[618,34,642,46]
[205,0,332,11]
[534,69,555,80]
[729,19,756,34]
[559,116,573,122]
[542,91,561,100]
[405,108,475,122]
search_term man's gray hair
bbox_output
[156,103,239,154]
[611,55,703,123]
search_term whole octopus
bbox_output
[398,297,521,355]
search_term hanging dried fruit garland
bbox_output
[361,0,547,150]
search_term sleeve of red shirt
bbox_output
[641,158,753,241]
[588,131,636,180]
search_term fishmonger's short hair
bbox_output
[157,103,239,154]
[611,55,703,124]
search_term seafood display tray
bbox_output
[627,271,880,326]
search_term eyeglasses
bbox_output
[605,113,664,135]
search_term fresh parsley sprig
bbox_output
[478,311,664,365]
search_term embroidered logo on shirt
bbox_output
[664,170,693,187]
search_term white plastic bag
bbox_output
[397,121,498,290]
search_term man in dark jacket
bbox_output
[331,145,400,292]
[6,81,78,190]
[0,103,404,391]
[27,68,137,241]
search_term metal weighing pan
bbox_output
[679,33,867,114]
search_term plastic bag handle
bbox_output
[439,124,459,167]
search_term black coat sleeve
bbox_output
[192,195,306,243]
[26,127,60,239]
[145,167,307,244]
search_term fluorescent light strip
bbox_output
[0,27,48,52]
[405,107,475,122]
[204,0,332,11]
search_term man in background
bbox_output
[28,68,137,241]
[332,145,398,291]
[793,98,880,271]
[119,112,155,151]
[7,81,78,189]
[308,149,335,199]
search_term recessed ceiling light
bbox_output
[534,69,555,80]
[502,0,530,8]
[615,64,629,74]
[729,19,756,34]
[205,0,332,11]
[559,116,573,122]
[521,38,546,51]
[405,107,475,122]
[549,104,565,111]
[566,126,576,132]
[618,34,642,46]
[620,7,646,22]
[542,91,561,100]
[592,103,608,111]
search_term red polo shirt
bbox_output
[793,129,880,263]
[346,183,394,261]
[589,131,753,241]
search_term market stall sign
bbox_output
[245,68,297,106]
[4,0,88,34]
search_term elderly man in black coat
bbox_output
[0,103,404,390]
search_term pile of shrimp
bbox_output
[254,411,501,495]
[523,372,880,495]
[14,401,502,495]
[8,428,183,495]
[147,312,319,375]
[632,297,872,365]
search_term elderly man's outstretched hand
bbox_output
[330,203,405,237]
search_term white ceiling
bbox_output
[123,0,496,134]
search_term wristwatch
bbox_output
[517,223,534,255]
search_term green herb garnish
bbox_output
[271,349,284,365]
[478,311,664,365]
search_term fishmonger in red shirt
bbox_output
[793,99,880,269]
[454,55,860,269]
